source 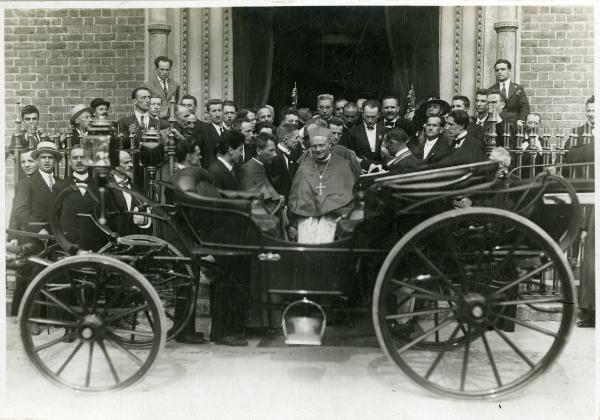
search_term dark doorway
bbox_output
[233,6,439,114]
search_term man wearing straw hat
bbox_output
[69,104,93,145]
[12,141,61,239]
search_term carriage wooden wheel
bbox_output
[373,207,576,399]
[97,235,196,346]
[19,255,166,392]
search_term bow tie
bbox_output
[384,122,395,128]
[366,126,375,131]
[74,177,88,184]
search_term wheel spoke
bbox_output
[105,333,144,366]
[396,317,455,354]
[28,318,79,329]
[85,341,94,387]
[144,310,156,332]
[481,331,502,387]
[460,326,471,391]
[107,327,155,338]
[98,340,120,385]
[424,325,461,379]
[385,307,453,320]
[40,289,81,319]
[55,340,85,376]
[489,322,535,368]
[412,247,460,294]
[71,284,89,315]
[34,331,78,352]
[492,261,554,297]
[105,304,149,323]
[492,313,559,337]
[495,296,565,306]
[390,279,454,302]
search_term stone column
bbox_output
[494,6,519,76]
[147,9,171,76]
[439,6,456,103]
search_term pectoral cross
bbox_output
[316,177,326,196]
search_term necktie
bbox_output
[141,115,147,130]
[367,126,375,131]
[48,175,54,191]
[501,83,507,98]
[163,81,168,96]
[452,138,461,149]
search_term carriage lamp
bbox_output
[8,100,27,183]
[83,120,120,225]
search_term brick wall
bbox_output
[4,8,146,193]
[520,6,594,133]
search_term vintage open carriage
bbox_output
[8,131,590,399]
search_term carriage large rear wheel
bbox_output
[98,235,196,346]
[372,207,575,399]
[19,255,166,392]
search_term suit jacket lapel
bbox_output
[33,171,51,194]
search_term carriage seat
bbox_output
[372,160,499,194]
[173,167,279,233]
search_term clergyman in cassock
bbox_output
[288,126,357,243]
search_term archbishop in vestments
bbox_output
[288,127,357,243]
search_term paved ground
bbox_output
[1,316,596,420]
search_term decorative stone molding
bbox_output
[148,23,171,35]
[453,7,462,95]
[493,21,519,32]
[223,8,231,99]
[476,6,484,88]
[201,8,210,104]
[181,9,188,95]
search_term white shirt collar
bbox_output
[217,156,233,172]
[39,170,54,186]
[73,172,88,181]
[425,136,439,143]
[211,122,222,133]
[278,143,291,155]
[157,76,167,87]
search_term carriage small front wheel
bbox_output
[19,255,166,392]
[372,207,576,399]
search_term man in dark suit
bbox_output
[196,98,225,169]
[381,127,423,175]
[432,110,487,168]
[10,142,60,315]
[144,56,180,118]
[117,87,152,149]
[566,95,595,149]
[340,101,359,147]
[148,95,170,130]
[232,117,255,166]
[204,130,250,346]
[268,123,301,200]
[349,99,384,172]
[237,133,282,208]
[487,58,530,124]
[206,130,244,190]
[106,150,151,237]
[413,115,452,164]
[9,104,50,153]
[69,104,93,146]
[52,145,106,252]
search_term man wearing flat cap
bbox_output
[288,126,356,243]
[69,104,92,145]
[90,98,110,121]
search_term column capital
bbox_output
[148,23,171,35]
[493,21,519,33]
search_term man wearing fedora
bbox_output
[145,56,180,119]
[90,97,111,121]
[69,104,93,145]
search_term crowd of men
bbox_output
[7,56,595,346]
